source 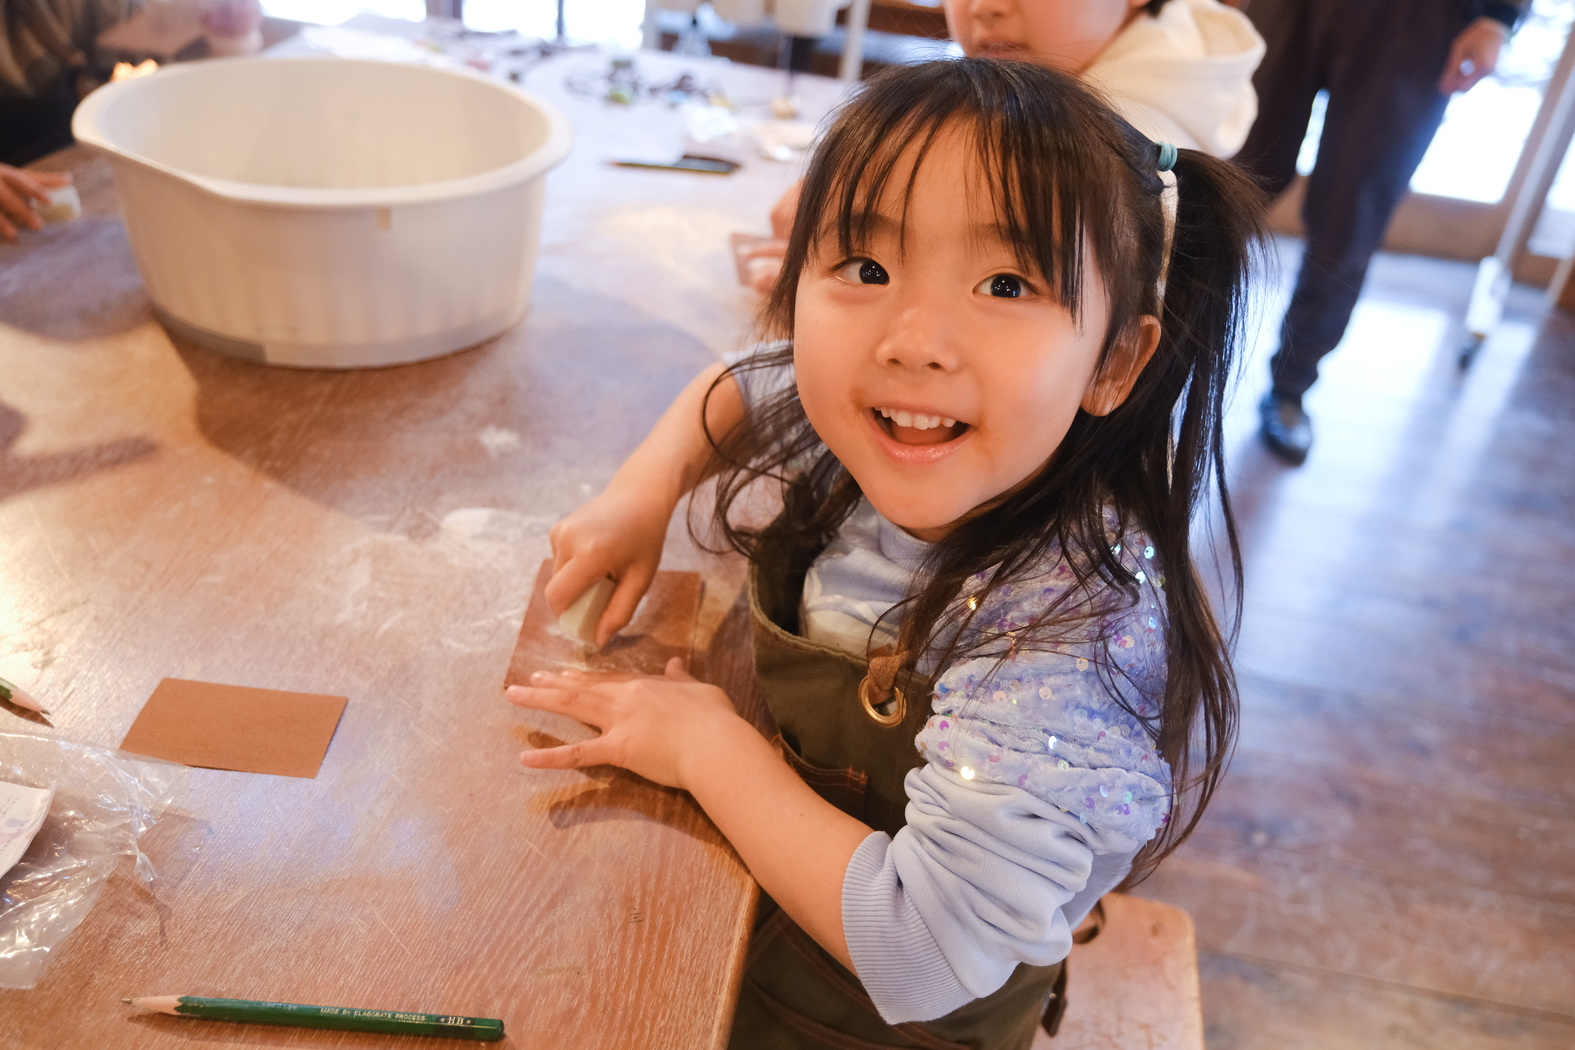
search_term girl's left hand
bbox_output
[505,658,741,790]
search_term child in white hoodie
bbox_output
[740,0,1264,290]
[944,0,1262,155]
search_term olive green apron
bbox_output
[727,529,1067,1050]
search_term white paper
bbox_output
[0,781,53,878]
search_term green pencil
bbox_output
[0,674,47,715]
[123,995,505,1040]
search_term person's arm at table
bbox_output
[544,362,745,645]
[738,179,802,294]
[0,165,71,240]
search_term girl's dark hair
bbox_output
[698,59,1264,882]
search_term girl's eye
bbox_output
[838,259,889,285]
[978,274,1025,299]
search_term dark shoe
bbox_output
[1259,390,1312,465]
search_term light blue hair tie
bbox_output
[1154,143,1180,308]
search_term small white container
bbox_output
[72,56,573,368]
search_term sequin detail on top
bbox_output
[913,527,1173,843]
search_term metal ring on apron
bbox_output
[857,675,905,727]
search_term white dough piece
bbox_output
[558,576,617,648]
[37,184,80,225]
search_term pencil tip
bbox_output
[122,998,132,1004]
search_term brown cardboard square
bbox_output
[505,561,702,686]
[120,679,347,778]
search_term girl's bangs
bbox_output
[812,88,1095,322]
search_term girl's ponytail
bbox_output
[1119,143,1267,881]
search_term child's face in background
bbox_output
[943,0,1148,73]
[793,125,1140,541]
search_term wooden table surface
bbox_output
[0,45,846,1049]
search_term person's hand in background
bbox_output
[768,178,801,240]
[1439,17,1508,94]
[201,0,263,54]
[739,239,787,293]
[201,0,262,37]
[738,179,803,294]
[0,165,71,240]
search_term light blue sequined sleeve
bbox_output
[915,652,1173,841]
[915,543,1174,839]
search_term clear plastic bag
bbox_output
[0,729,185,989]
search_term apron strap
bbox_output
[751,908,978,1050]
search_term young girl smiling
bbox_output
[510,59,1263,1049]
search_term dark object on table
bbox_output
[613,153,740,175]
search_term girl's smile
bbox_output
[792,122,1155,542]
[866,405,970,459]
[872,406,966,443]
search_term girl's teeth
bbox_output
[875,408,961,431]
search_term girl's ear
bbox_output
[1082,315,1162,416]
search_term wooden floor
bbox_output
[1131,239,1575,1048]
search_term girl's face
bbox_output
[943,0,1149,72]
[793,124,1157,541]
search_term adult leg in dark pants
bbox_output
[1234,0,1475,463]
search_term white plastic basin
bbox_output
[72,56,573,368]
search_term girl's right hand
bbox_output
[544,481,675,646]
